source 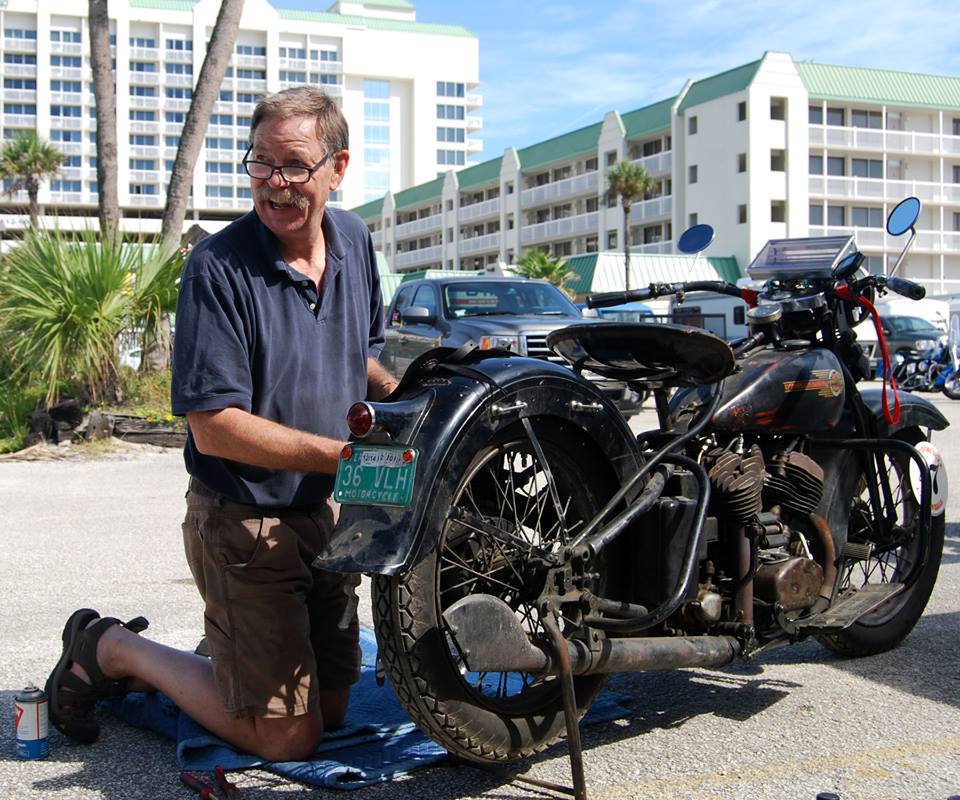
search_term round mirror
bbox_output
[886,197,920,236]
[677,223,715,254]
[833,251,864,279]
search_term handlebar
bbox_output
[883,275,926,301]
[587,281,747,309]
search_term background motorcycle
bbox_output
[316,197,947,770]
[893,340,960,399]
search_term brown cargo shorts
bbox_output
[182,479,361,719]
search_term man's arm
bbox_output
[188,408,345,474]
[367,356,399,400]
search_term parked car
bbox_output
[881,315,947,356]
[382,276,643,416]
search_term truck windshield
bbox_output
[443,282,579,318]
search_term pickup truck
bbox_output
[381,276,642,416]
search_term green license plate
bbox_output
[334,444,419,506]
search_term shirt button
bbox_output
[310,302,317,311]
[301,280,310,288]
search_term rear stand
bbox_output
[470,608,588,799]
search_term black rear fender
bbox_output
[315,352,642,575]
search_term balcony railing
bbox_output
[395,212,442,238]
[279,57,308,70]
[3,37,37,53]
[394,244,443,268]
[128,96,157,109]
[630,240,674,255]
[809,124,960,156]
[808,225,960,253]
[129,120,161,134]
[458,232,500,255]
[233,54,267,68]
[52,117,83,130]
[4,89,35,102]
[165,98,191,112]
[129,169,161,183]
[628,195,672,221]
[58,142,83,155]
[520,211,597,245]
[53,42,84,56]
[629,150,672,175]
[236,78,267,91]
[165,74,194,87]
[129,72,161,85]
[466,115,483,131]
[50,67,84,81]
[520,170,599,208]
[466,93,482,107]
[459,196,501,222]
[128,194,163,207]
[371,229,383,248]
[130,47,160,61]
[810,176,960,205]
[3,64,36,77]
[49,191,84,204]
[4,114,37,127]
[129,145,156,158]
[165,50,193,64]
[312,60,342,73]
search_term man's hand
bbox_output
[367,357,398,400]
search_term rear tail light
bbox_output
[346,402,374,437]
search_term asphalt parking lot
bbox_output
[1,390,959,800]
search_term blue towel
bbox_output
[109,628,630,789]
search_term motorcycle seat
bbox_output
[547,322,736,385]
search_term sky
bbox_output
[273,0,960,162]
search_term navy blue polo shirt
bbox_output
[171,207,385,508]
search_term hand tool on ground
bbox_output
[179,771,217,800]
[214,765,240,799]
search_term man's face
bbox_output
[247,115,348,242]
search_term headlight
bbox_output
[478,335,519,352]
[893,353,906,365]
[914,339,936,351]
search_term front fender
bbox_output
[859,387,949,435]
[314,352,642,575]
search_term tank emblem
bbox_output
[782,369,844,398]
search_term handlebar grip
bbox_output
[586,288,652,309]
[885,276,926,301]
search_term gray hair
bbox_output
[250,86,349,152]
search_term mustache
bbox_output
[253,185,310,210]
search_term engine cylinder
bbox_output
[754,557,824,611]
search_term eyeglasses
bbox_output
[241,144,335,183]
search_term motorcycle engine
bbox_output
[703,444,826,614]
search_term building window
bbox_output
[235,44,266,56]
[953,212,960,232]
[51,105,82,117]
[689,213,698,226]
[851,158,883,178]
[51,180,81,192]
[129,183,158,195]
[166,38,192,51]
[51,55,82,68]
[436,81,465,98]
[279,70,306,83]
[827,156,845,176]
[770,97,786,120]
[129,134,157,146]
[605,150,617,167]
[165,63,193,75]
[130,85,157,97]
[607,230,617,249]
[688,165,698,183]
[953,118,960,136]
[809,105,823,124]
[827,206,845,226]
[737,101,747,122]
[737,152,747,173]
[810,204,824,225]
[51,130,81,142]
[51,30,81,43]
[4,54,37,65]
[826,107,845,126]
[809,155,823,174]
[770,149,785,171]
[851,109,882,129]
[771,200,786,223]
[953,164,960,184]
[688,115,697,135]
[852,206,883,228]
[737,204,747,224]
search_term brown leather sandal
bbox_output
[45,608,149,744]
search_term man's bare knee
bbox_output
[251,714,322,762]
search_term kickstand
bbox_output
[465,609,588,800]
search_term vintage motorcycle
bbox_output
[892,339,960,399]
[316,198,947,776]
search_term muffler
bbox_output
[443,594,741,676]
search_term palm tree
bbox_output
[160,0,244,257]
[0,132,64,227]
[606,160,656,291]
[88,0,120,241]
[514,249,575,293]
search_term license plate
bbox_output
[334,444,419,506]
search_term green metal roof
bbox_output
[565,252,740,295]
[393,175,444,210]
[351,197,383,221]
[622,96,675,140]
[795,60,960,111]
[278,8,473,36]
[517,121,602,172]
[457,156,502,190]
[677,59,762,113]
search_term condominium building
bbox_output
[356,51,960,295]
[0,0,479,236]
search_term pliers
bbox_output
[180,766,240,799]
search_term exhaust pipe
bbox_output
[443,594,741,676]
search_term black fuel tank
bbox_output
[687,347,846,433]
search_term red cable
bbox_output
[836,285,900,424]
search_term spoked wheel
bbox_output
[372,420,618,763]
[942,371,960,400]
[819,429,944,657]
